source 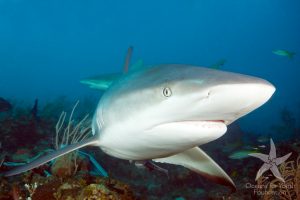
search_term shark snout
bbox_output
[231,82,275,112]
[201,80,275,124]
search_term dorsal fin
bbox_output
[123,46,133,73]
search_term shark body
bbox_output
[3,64,275,190]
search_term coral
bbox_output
[31,179,62,200]
[0,170,135,200]
[11,184,25,200]
[31,177,135,200]
[0,177,11,199]
[24,182,38,198]
[51,101,92,178]
[81,178,135,200]
[51,153,92,178]
[256,155,300,200]
[54,101,91,150]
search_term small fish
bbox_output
[258,145,266,148]
[243,145,257,150]
[0,97,12,112]
[229,150,259,159]
[222,141,243,153]
[272,49,295,59]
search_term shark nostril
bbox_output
[198,91,211,102]
[207,91,211,98]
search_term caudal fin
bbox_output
[3,136,99,177]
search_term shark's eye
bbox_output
[163,87,172,97]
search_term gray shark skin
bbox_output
[3,65,275,190]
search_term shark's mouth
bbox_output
[169,120,226,130]
[146,120,227,146]
[149,120,227,132]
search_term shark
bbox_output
[3,51,275,191]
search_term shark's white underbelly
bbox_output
[99,121,227,160]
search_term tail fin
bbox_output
[3,136,99,177]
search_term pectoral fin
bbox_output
[3,136,99,177]
[153,147,236,190]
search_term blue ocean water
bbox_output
[0,1,299,199]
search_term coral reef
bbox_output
[0,173,135,200]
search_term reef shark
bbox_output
[3,52,275,191]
